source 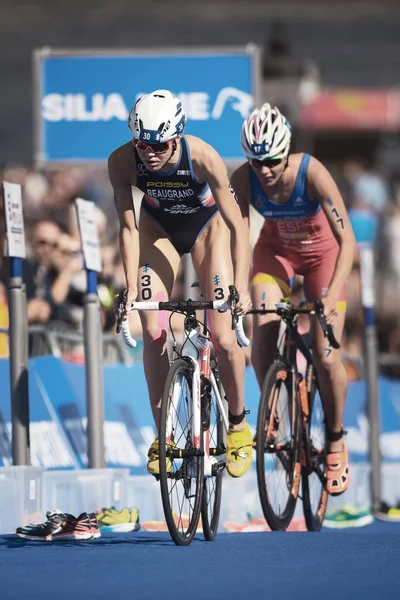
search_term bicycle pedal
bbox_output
[212,461,226,476]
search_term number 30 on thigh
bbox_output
[141,273,152,301]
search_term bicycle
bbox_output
[116,285,249,546]
[248,299,340,532]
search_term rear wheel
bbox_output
[256,361,301,531]
[302,362,329,531]
[201,367,225,541]
[159,358,204,546]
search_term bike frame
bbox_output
[273,304,327,480]
[250,300,338,480]
[177,310,229,477]
[117,288,249,482]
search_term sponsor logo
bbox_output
[211,87,253,119]
[147,181,189,189]
[136,163,147,177]
[163,204,199,214]
[41,87,254,123]
[177,170,190,176]
[160,119,171,137]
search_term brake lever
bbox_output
[228,284,239,330]
[116,288,128,334]
[315,300,340,349]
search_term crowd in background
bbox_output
[0,154,400,380]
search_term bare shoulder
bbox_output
[305,154,338,201]
[306,154,333,183]
[108,142,136,184]
[185,134,221,166]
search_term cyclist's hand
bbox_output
[125,288,137,315]
[236,289,252,315]
[321,293,339,325]
[113,288,137,319]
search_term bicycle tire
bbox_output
[159,357,204,546]
[301,362,329,531]
[256,360,301,531]
[201,368,225,541]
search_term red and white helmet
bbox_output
[240,103,292,160]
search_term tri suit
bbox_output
[135,136,219,255]
[250,153,346,307]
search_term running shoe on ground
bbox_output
[95,507,140,532]
[323,505,374,529]
[147,437,174,476]
[226,421,253,478]
[375,501,400,522]
[16,509,101,541]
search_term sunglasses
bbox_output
[133,138,171,154]
[250,158,284,168]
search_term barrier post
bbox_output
[359,243,381,512]
[1,182,30,465]
[76,198,105,469]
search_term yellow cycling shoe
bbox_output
[226,421,253,478]
[147,437,174,476]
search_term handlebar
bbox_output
[116,286,250,348]
[248,299,340,349]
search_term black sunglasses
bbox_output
[250,157,284,168]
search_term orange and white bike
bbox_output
[117,285,249,545]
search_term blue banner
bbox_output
[0,359,77,469]
[36,49,259,163]
[34,357,155,474]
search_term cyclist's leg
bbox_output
[304,257,347,448]
[251,235,295,389]
[191,214,244,422]
[138,210,181,430]
[304,255,349,493]
[191,214,252,477]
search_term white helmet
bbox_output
[240,103,291,160]
[128,89,186,143]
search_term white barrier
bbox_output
[1,462,400,535]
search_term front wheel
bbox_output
[256,360,301,531]
[159,357,204,546]
[301,362,329,531]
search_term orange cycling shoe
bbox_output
[325,428,350,496]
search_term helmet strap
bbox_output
[165,139,177,165]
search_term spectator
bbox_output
[24,219,60,324]
[36,168,85,231]
[49,233,86,330]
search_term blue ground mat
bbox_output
[0,521,399,600]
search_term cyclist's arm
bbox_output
[307,157,356,299]
[108,147,140,295]
[230,163,252,232]
[193,141,250,294]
